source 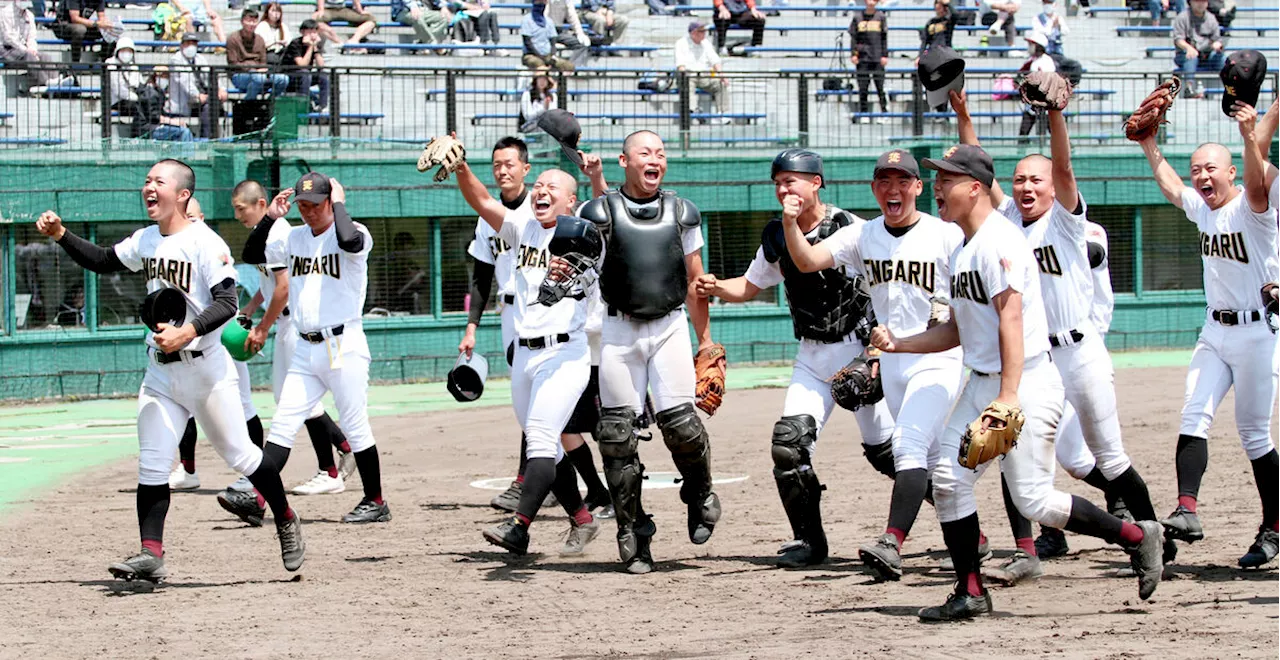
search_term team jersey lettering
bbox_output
[141,257,193,293]
[863,259,937,293]
[857,19,882,32]
[1032,245,1064,276]
[927,22,946,35]
[291,253,342,278]
[488,235,512,259]
[951,270,989,305]
[1199,231,1250,264]
[516,244,551,270]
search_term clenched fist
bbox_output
[36,210,66,240]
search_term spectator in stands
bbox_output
[1146,0,1185,26]
[649,0,691,16]
[1206,0,1233,29]
[105,36,146,136]
[520,0,581,70]
[170,0,227,44]
[1172,0,1223,98]
[851,0,889,123]
[542,0,590,67]
[55,284,86,327]
[519,73,556,132]
[918,0,957,65]
[713,0,765,53]
[449,0,501,46]
[676,21,731,123]
[283,19,330,111]
[143,65,195,141]
[256,2,294,57]
[1018,30,1055,138]
[0,0,58,93]
[979,0,1020,46]
[391,0,450,48]
[228,9,289,101]
[581,0,629,45]
[1032,0,1066,55]
[313,0,377,49]
[52,0,109,63]
[169,31,227,138]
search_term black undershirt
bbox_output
[884,216,921,238]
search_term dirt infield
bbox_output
[0,365,1276,659]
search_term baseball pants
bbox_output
[234,360,258,421]
[511,333,591,461]
[599,308,696,414]
[1180,315,1279,460]
[784,336,894,455]
[880,349,964,472]
[138,347,263,485]
[932,356,1073,529]
[268,323,375,453]
[272,314,332,419]
[1051,329,1132,480]
[1055,401,1098,480]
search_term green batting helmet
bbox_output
[221,315,259,361]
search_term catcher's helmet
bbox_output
[221,315,260,361]
[139,287,186,333]
[771,149,825,187]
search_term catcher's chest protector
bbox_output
[598,191,689,319]
[762,209,863,342]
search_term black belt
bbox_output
[970,352,1051,378]
[282,306,290,317]
[153,349,203,365]
[518,333,570,349]
[1211,309,1262,326]
[1049,329,1084,348]
[299,324,344,343]
[501,294,515,305]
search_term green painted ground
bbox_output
[0,350,1193,509]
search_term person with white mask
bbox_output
[167,31,227,139]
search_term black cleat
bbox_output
[482,517,530,555]
[1034,526,1070,559]
[490,480,522,512]
[217,488,265,527]
[858,533,903,580]
[918,590,993,622]
[1108,497,1134,523]
[624,515,657,574]
[343,498,391,524]
[1238,527,1279,569]
[687,491,721,545]
[276,515,305,572]
[108,548,169,583]
[939,538,992,572]
[1161,505,1204,542]
[778,539,827,569]
[1128,520,1164,600]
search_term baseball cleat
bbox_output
[342,498,391,523]
[337,450,357,481]
[778,539,827,569]
[1128,520,1164,600]
[939,538,992,572]
[108,548,169,583]
[226,475,254,493]
[1034,526,1070,559]
[918,590,993,622]
[622,516,657,574]
[687,491,721,545]
[482,517,530,555]
[858,533,903,580]
[591,503,616,520]
[1160,505,1204,542]
[560,518,601,556]
[168,466,200,491]
[983,549,1044,586]
[490,481,523,512]
[1238,527,1279,569]
[276,515,305,572]
[291,471,345,496]
[1108,497,1133,523]
[543,492,558,509]
[217,488,265,527]
[584,490,612,512]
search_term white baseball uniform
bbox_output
[266,219,377,453]
[822,213,965,471]
[1177,187,1279,459]
[468,192,528,355]
[114,223,264,486]
[497,211,593,461]
[1056,221,1114,480]
[930,211,1072,530]
[998,195,1133,481]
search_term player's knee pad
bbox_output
[596,407,639,462]
[656,403,709,460]
[771,414,817,472]
[862,440,896,479]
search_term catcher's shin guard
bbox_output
[597,407,648,561]
[863,440,897,479]
[772,415,828,563]
[657,403,721,544]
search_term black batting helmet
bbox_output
[771,149,825,188]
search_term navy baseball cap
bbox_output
[874,149,921,179]
[1220,50,1268,117]
[294,172,332,203]
[922,144,995,188]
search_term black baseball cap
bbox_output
[918,46,966,109]
[1220,49,1268,117]
[294,172,332,203]
[874,149,920,179]
[921,144,995,188]
[536,109,584,168]
[180,32,200,44]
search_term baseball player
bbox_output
[871,144,1163,621]
[216,172,392,526]
[232,180,357,495]
[35,159,304,581]
[1137,105,1279,568]
[459,137,611,517]
[451,152,604,556]
[950,88,1161,586]
[692,149,896,569]
[576,130,721,575]
[769,149,964,579]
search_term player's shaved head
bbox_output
[187,197,203,219]
[1189,142,1238,209]
[537,168,577,190]
[232,179,268,203]
[155,159,195,198]
[1191,142,1233,168]
[622,130,663,156]
[1012,153,1057,220]
[1017,153,1052,171]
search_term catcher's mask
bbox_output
[536,215,602,307]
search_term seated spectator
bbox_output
[520,0,578,69]
[1146,0,1185,26]
[283,19,331,111]
[713,0,765,53]
[0,0,58,93]
[450,0,501,46]
[648,0,690,15]
[1019,30,1055,137]
[142,66,195,141]
[851,0,888,123]
[105,36,146,136]
[55,284,86,327]
[1032,0,1067,55]
[675,21,731,122]
[255,2,293,64]
[918,0,956,65]
[168,32,227,138]
[979,0,1020,46]
[170,0,226,43]
[519,73,557,132]
[1172,0,1224,98]
[581,0,628,45]
[1206,0,1233,29]
[541,0,589,67]
[228,8,289,100]
[52,0,109,63]
[391,0,449,47]
[313,0,376,49]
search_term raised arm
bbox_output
[37,212,128,274]
[454,161,507,231]
[1235,103,1270,213]
[327,179,365,253]
[1048,108,1080,213]
[779,199,836,273]
[950,89,1004,205]
[1139,136,1186,209]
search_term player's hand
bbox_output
[781,193,803,223]
[693,273,718,298]
[268,188,293,218]
[329,178,345,204]
[458,326,476,358]
[246,324,268,353]
[990,391,1019,425]
[716,5,729,19]
[579,151,603,177]
[870,324,897,352]
[36,210,66,240]
[546,256,575,283]
[153,322,196,353]
[949,88,968,115]
[1232,101,1257,138]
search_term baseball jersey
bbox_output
[256,217,294,309]
[1085,221,1114,334]
[467,191,530,298]
[285,220,373,333]
[497,212,592,338]
[949,211,1051,374]
[742,210,865,290]
[998,196,1092,335]
[1180,186,1279,312]
[114,222,239,352]
[1269,176,1279,214]
[825,212,965,337]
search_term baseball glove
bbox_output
[417,135,467,182]
[927,295,950,329]
[1124,77,1181,142]
[139,288,186,333]
[831,352,884,412]
[694,343,727,416]
[958,400,1026,470]
[1017,70,1073,111]
[1262,283,1278,316]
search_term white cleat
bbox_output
[291,471,345,495]
[226,475,254,492]
[169,466,200,490]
